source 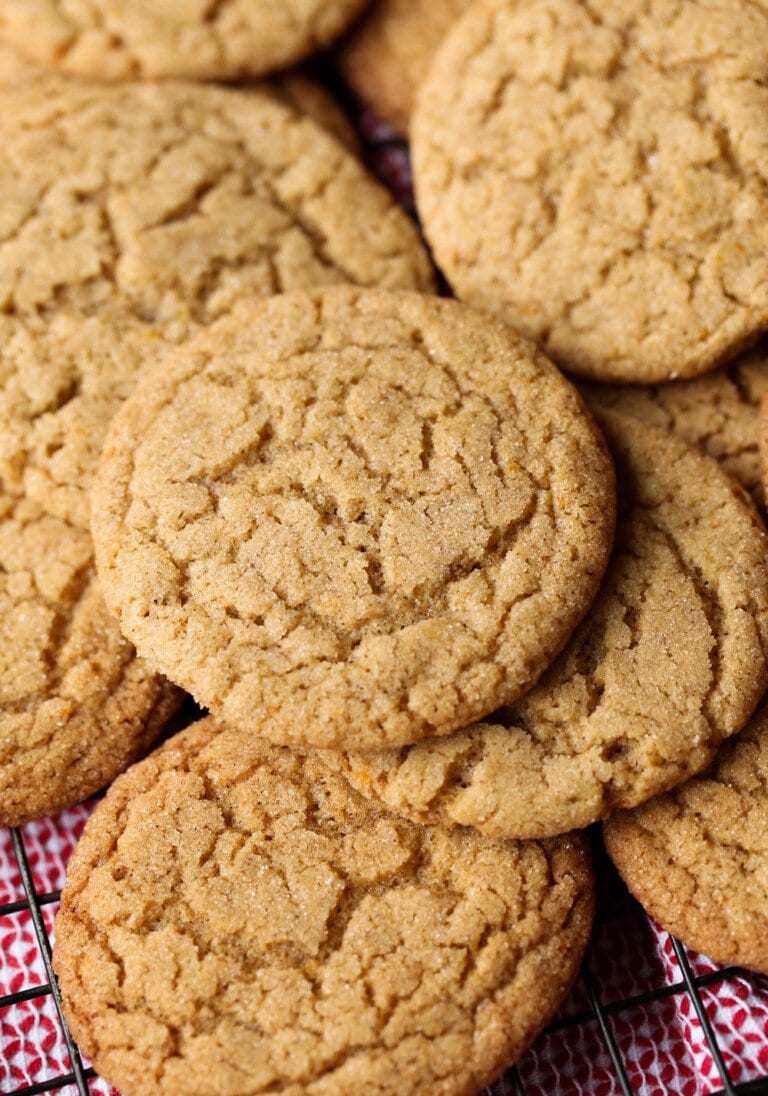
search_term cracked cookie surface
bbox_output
[605,700,768,974]
[53,716,595,1096]
[323,413,768,838]
[413,0,768,383]
[0,79,432,529]
[336,0,471,134]
[92,287,615,751]
[0,77,432,820]
[0,0,368,81]
[582,341,768,508]
[0,492,181,827]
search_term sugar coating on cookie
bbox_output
[336,0,471,133]
[53,717,594,1096]
[92,288,615,751]
[582,342,768,508]
[324,413,768,838]
[413,0,768,383]
[0,0,369,80]
[0,78,431,822]
[0,79,433,529]
[605,700,768,974]
[0,493,181,827]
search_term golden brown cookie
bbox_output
[0,0,369,81]
[413,0,768,383]
[582,341,768,508]
[53,716,595,1096]
[0,77,431,823]
[92,288,616,752]
[323,413,768,838]
[0,79,433,528]
[0,493,181,827]
[271,70,361,157]
[605,699,768,974]
[335,0,471,134]
[0,77,432,320]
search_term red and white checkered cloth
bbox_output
[2,804,768,1095]
[2,108,768,1096]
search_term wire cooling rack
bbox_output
[2,814,768,1096]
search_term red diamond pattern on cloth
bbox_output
[3,803,768,1096]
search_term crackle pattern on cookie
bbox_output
[0,80,432,528]
[413,0,768,382]
[53,717,594,1096]
[605,700,768,974]
[336,0,471,134]
[0,0,368,81]
[582,342,768,507]
[92,288,615,752]
[324,413,768,838]
[0,493,180,826]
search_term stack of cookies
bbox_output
[2,1,768,1094]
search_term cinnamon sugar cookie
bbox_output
[0,493,180,827]
[324,413,768,838]
[53,716,594,1096]
[413,0,768,382]
[583,341,768,508]
[92,288,615,752]
[0,0,369,81]
[0,79,433,528]
[0,78,431,820]
[605,699,768,974]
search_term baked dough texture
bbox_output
[582,341,768,508]
[53,716,595,1096]
[605,700,768,975]
[0,0,369,81]
[0,493,180,827]
[0,77,432,820]
[323,413,768,838]
[92,288,616,752]
[412,0,768,383]
[336,0,471,133]
[0,79,433,529]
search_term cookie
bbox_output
[323,413,768,839]
[605,699,768,974]
[0,493,181,828]
[413,0,768,383]
[92,287,616,752]
[53,716,595,1096]
[0,79,433,528]
[0,0,368,81]
[0,78,432,822]
[335,0,471,134]
[582,341,768,508]
[272,70,361,157]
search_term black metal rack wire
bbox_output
[3,820,768,1096]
